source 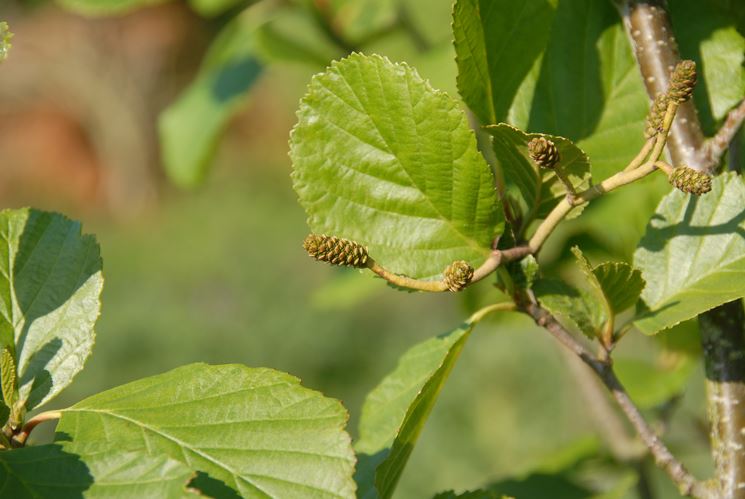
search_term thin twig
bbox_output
[12,410,61,447]
[523,300,712,498]
[700,99,745,172]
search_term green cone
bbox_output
[669,166,712,195]
[669,60,697,103]
[303,234,369,268]
[645,93,669,138]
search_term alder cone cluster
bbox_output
[668,60,697,103]
[668,166,712,195]
[303,234,369,268]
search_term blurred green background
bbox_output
[0,0,726,497]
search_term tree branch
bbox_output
[701,99,745,171]
[618,2,745,497]
[523,300,713,498]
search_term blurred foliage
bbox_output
[4,0,743,496]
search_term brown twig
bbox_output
[700,99,745,172]
[523,300,713,498]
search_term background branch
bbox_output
[701,99,745,171]
[524,300,712,498]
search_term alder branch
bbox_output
[523,300,713,499]
[700,99,745,171]
[618,2,745,497]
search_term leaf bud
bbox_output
[0,347,16,409]
[303,234,369,268]
[668,60,697,103]
[443,260,474,292]
[528,137,560,169]
[668,166,712,195]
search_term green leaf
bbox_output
[291,53,502,279]
[634,172,745,334]
[592,262,645,315]
[507,0,648,180]
[355,324,473,499]
[56,363,356,499]
[0,445,197,498]
[452,0,556,125]
[159,5,269,188]
[486,124,591,234]
[254,7,344,67]
[0,209,102,410]
[55,0,169,15]
[670,0,745,132]
[188,0,247,17]
[533,279,604,339]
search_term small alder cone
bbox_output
[443,260,474,292]
[668,166,712,195]
[645,93,669,138]
[528,137,560,169]
[303,234,369,268]
[668,60,697,103]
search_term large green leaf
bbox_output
[159,5,269,188]
[507,0,648,179]
[0,209,102,410]
[486,124,591,234]
[0,445,197,498]
[670,0,745,132]
[634,172,745,334]
[56,363,356,498]
[291,53,502,279]
[452,0,556,125]
[55,0,169,15]
[355,324,473,499]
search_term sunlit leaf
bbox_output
[291,53,502,279]
[355,324,473,499]
[57,363,356,498]
[0,209,102,410]
[634,172,745,334]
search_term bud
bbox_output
[443,260,474,292]
[303,234,369,268]
[0,347,16,409]
[668,166,712,195]
[528,137,560,169]
[0,22,12,63]
[645,93,669,138]
[668,60,697,103]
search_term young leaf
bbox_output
[0,209,102,410]
[486,124,591,234]
[291,53,503,280]
[592,262,645,315]
[452,0,556,125]
[159,5,269,188]
[533,279,604,339]
[355,324,473,499]
[634,172,745,334]
[56,363,356,499]
[0,445,197,498]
